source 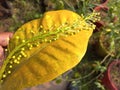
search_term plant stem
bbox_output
[66,53,111,83]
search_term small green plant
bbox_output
[98,0,120,59]
[95,81,105,90]
[93,61,107,73]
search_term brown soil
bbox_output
[110,61,120,89]
[0,0,43,32]
[0,0,12,32]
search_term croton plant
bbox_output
[0,10,97,90]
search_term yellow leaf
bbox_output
[0,10,94,90]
